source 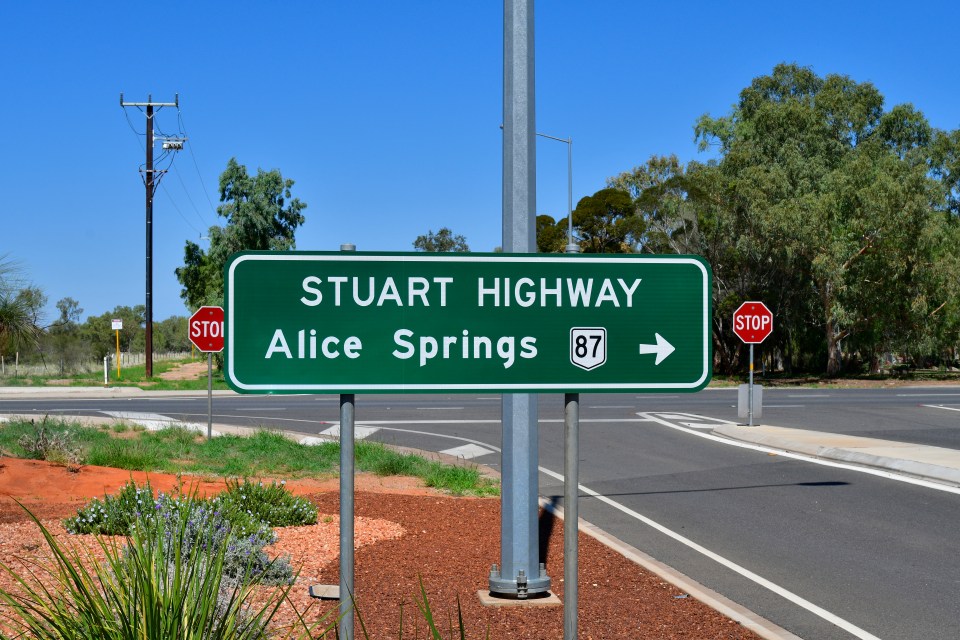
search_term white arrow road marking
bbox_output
[319,425,380,439]
[638,333,675,365]
[438,444,495,460]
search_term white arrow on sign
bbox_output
[639,333,675,365]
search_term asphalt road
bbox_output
[3,387,960,639]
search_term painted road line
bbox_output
[439,444,496,460]
[922,404,960,412]
[536,462,883,640]
[588,405,635,409]
[319,425,380,439]
[643,412,960,497]
[896,393,960,397]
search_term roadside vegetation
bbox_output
[0,416,493,638]
[0,416,499,497]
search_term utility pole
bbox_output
[119,93,180,378]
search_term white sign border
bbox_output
[226,253,710,392]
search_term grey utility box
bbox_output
[737,384,763,420]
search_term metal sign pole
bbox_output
[563,393,579,639]
[339,396,356,637]
[207,352,213,439]
[748,344,754,427]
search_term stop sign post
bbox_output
[733,302,773,426]
[189,306,224,439]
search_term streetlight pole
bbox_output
[536,132,578,253]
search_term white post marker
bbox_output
[732,302,773,427]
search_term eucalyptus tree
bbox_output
[694,63,954,374]
[176,158,307,311]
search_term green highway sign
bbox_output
[224,252,712,393]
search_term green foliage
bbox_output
[0,254,44,354]
[616,62,960,375]
[64,479,155,535]
[413,227,470,252]
[212,477,318,529]
[535,214,568,253]
[80,304,145,360]
[355,441,499,497]
[64,479,309,587]
[571,187,643,253]
[1,501,324,639]
[176,158,307,311]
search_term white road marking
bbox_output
[319,425,379,439]
[896,393,960,397]
[299,436,332,446]
[643,412,960,497]
[587,405,634,409]
[922,404,960,412]
[438,444,495,460]
[536,462,883,640]
[680,423,720,430]
[235,407,286,411]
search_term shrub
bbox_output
[65,479,299,586]
[0,502,328,639]
[212,477,318,529]
[64,479,154,535]
[15,417,83,466]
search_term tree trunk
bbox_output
[825,325,841,376]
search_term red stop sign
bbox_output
[189,306,224,352]
[733,301,773,344]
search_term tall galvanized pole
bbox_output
[489,0,550,598]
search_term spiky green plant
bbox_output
[0,501,334,639]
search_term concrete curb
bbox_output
[0,386,237,399]
[713,424,960,488]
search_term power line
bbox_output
[177,108,219,216]
[171,162,211,230]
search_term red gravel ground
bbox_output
[0,457,761,639]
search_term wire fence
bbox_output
[0,352,191,378]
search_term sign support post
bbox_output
[207,352,213,439]
[339,394,355,639]
[748,344,755,427]
[563,392,579,639]
[188,306,225,440]
[732,301,773,427]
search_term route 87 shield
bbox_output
[570,327,606,370]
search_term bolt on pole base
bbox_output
[488,563,551,599]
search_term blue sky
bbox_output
[2,1,958,323]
